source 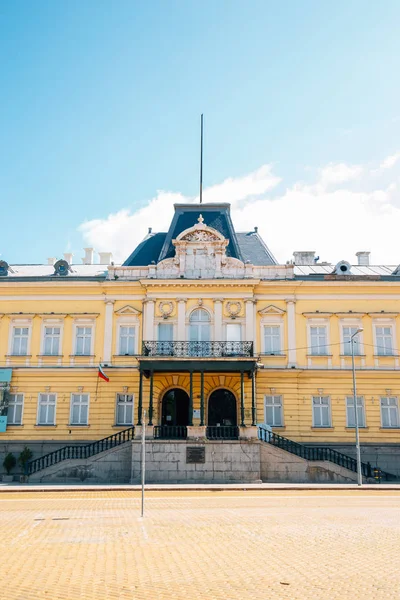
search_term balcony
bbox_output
[142,341,254,358]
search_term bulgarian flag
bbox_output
[98,364,110,382]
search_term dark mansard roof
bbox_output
[123,203,277,267]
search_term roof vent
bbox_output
[293,251,316,265]
[98,252,113,265]
[254,226,258,233]
[64,253,73,264]
[334,260,352,275]
[356,251,370,266]
[0,261,9,276]
[148,227,152,234]
[47,257,56,265]
[53,259,70,277]
[82,248,94,265]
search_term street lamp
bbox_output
[351,328,363,486]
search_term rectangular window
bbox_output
[119,326,135,355]
[264,395,283,426]
[158,323,173,341]
[380,397,399,428]
[12,327,29,355]
[312,396,331,427]
[116,394,134,426]
[226,323,242,342]
[375,326,394,356]
[346,396,365,427]
[310,326,328,355]
[37,393,56,425]
[7,394,24,425]
[342,327,361,356]
[75,326,92,355]
[70,394,89,425]
[43,326,61,355]
[263,325,281,354]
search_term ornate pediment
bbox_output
[175,214,226,244]
[114,305,141,316]
[258,304,286,315]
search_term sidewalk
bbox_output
[0,482,399,492]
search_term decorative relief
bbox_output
[159,301,174,319]
[226,301,242,319]
[181,230,220,242]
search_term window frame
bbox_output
[374,323,395,356]
[41,320,64,356]
[341,323,363,356]
[116,319,139,356]
[7,393,24,425]
[115,393,134,426]
[312,395,332,428]
[69,393,90,426]
[264,395,284,427]
[73,322,95,356]
[262,324,282,355]
[380,396,399,428]
[345,396,366,428]
[10,323,32,356]
[118,325,136,356]
[309,325,329,356]
[37,393,57,426]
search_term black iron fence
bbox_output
[257,425,393,480]
[206,426,239,440]
[26,427,135,475]
[142,341,254,358]
[153,425,188,440]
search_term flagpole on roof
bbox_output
[199,114,203,204]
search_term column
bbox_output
[177,298,187,340]
[148,370,154,425]
[103,300,115,363]
[240,371,245,426]
[137,371,143,425]
[245,299,255,342]
[143,300,155,341]
[286,298,297,367]
[200,371,205,426]
[189,371,193,426]
[213,299,223,340]
[251,370,256,426]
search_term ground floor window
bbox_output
[7,393,24,425]
[264,395,283,426]
[37,393,56,425]
[116,394,134,425]
[312,396,331,427]
[70,394,89,425]
[380,397,399,428]
[346,396,365,428]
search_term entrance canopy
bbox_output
[138,357,257,378]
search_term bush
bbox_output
[3,452,16,475]
[18,446,33,471]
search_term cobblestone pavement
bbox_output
[1,490,399,600]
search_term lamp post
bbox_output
[351,328,363,486]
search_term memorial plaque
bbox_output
[186,446,206,464]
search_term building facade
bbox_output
[0,202,400,478]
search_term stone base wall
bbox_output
[28,444,132,484]
[260,443,359,483]
[306,443,400,477]
[130,440,261,484]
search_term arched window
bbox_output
[189,309,211,342]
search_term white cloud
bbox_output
[78,153,400,265]
[377,152,400,171]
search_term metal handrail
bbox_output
[26,426,135,475]
[206,425,239,440]
[154,425,188,439]
[257,425,393,480]
[142,341,254,358]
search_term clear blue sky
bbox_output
[1,0,400,263]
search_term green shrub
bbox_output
[3,452,16,475]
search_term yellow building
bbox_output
[0,202,399,481]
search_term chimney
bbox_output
[356,251,370,266]
[63,253,73,264]
[98,252,113,265]
[293,251,316,265]
[82,248,94,265]
[47,257,56,265]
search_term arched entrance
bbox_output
[208,389,237,427]
[161,388,190,426]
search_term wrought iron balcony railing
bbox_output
[142,341,254,358]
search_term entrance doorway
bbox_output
[161,388,190,426]
[208,389,237,427]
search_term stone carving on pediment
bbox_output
[181,230,220,242]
